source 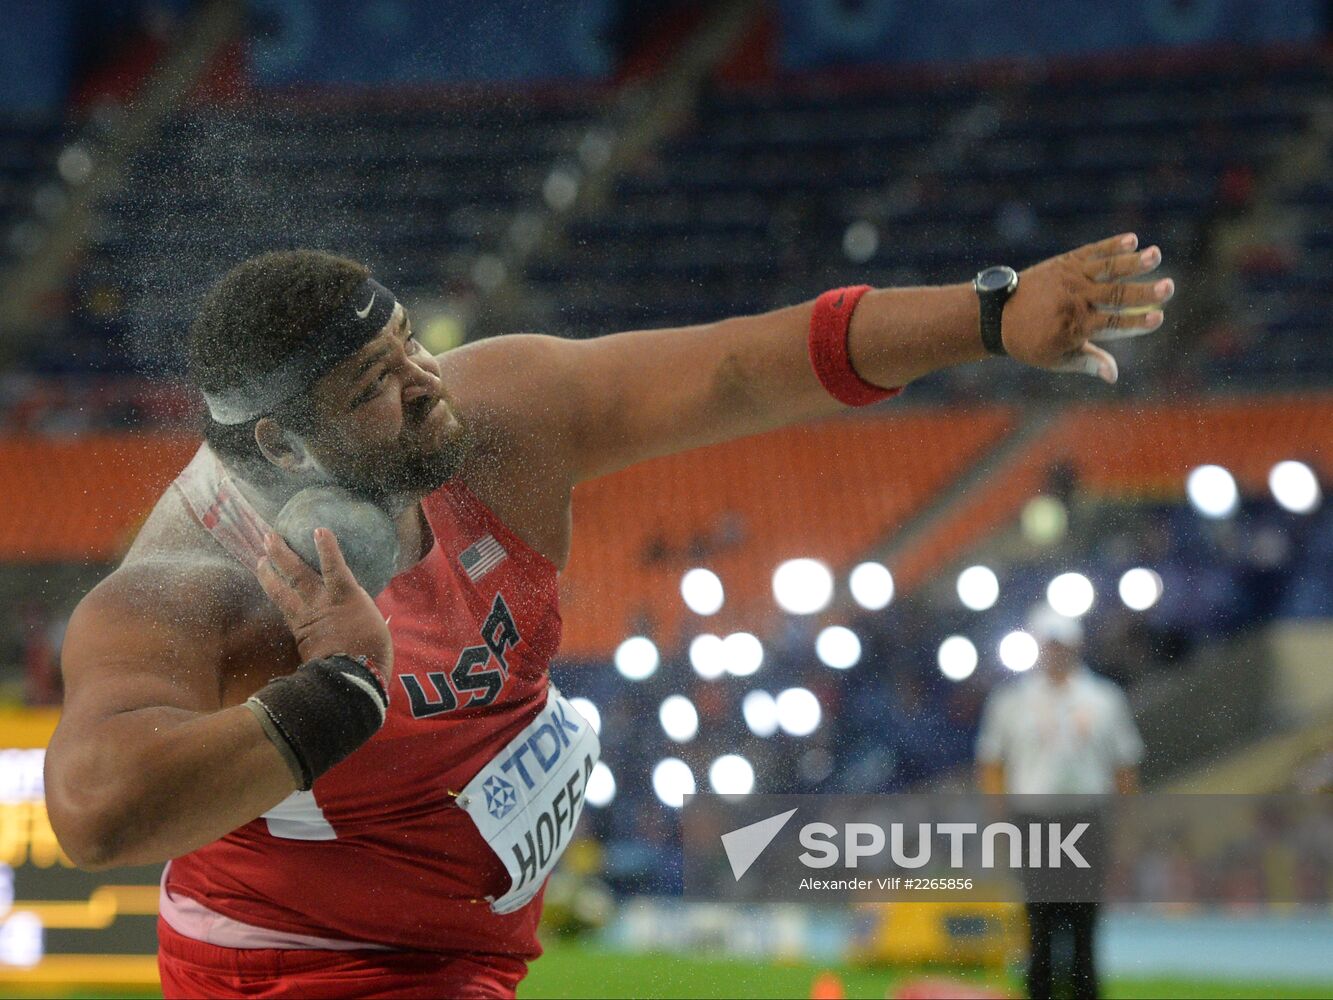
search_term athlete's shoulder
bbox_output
[435,333,576,450]
[435,332,564,381]
[75,485,267,644]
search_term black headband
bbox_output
[203,277,399,425]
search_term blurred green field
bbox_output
[13,939,1333,999]
[518,940,1333,1000]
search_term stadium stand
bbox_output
[0,116,64,269]
[1215,169,1333,385]
[2,7,1333,996]
[4,49,1329,402]
[891,393,1333,592]
[561,406,1015,656]
[70,91,610,373]
[521,49,1332,400]
[0,433,197,561]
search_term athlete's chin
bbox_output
[400,422,470,496]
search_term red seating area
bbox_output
[0,435,199,562]
[891,393,1333,594]
[558,407,1015,657]
[3,393,1326,658]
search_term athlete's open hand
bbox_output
[1001,233,1174,384]
[257,528,394,675]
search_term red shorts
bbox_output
[157,919,528,999]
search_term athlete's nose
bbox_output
[400,362,439,406]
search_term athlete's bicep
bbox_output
[47,574,230,810]
[57,574,227,723]
[438,312,839,487]
[45,569,293,867]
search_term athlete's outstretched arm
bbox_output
[444,233,1171,488]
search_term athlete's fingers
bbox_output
[1091,310,1165,341]
[255,556,303,620]
[1053,341,1118,384]
[1092,277,1174,312]
[1086,245,1161,281]
[1075,232,1138,262]
[312,527,358,600]
[263,531,321,600]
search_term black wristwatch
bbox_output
[973,265,1020,356]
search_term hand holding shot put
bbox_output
[256,527,393,673]
[245,526,393,794]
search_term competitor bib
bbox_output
[457,687,601,914]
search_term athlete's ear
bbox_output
[255,417,320,475]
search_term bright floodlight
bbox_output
[815,626,862,669]
[772,558,834,615]
[1269,461,1321,514]
[0,911,41,967]
[568,697,602,735]
[709,754,756,795]
[1118,567,1163,611]
[999,630,1039,672]
[614,636,659,681]
[585,762,616,806]
[652,757,696,808]
[1021,495,1068,546]
[742,690,779,737]
[1047,572,1095,618]
[937,635,978,681]
[849,561,894,610]
[689,633,727,680]
[776,687,822,736]
[957,565,1000,611]
[681,568,725,615]
[1187,464,1238,519]
[723,632,764,677]
[842,219,879,264]
[659,695,699,743]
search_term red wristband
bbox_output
[808,285,901,407]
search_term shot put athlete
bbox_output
[44,238,1173,997]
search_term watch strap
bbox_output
[979,291,1008,356]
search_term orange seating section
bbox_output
[558,408,1015,657]
[0,435,199,562]
[890,393,1333,594]
[2,393,1327,658]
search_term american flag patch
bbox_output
[459,534,507,581]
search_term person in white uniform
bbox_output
[976,603,1143,1000]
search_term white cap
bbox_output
[1026,602,1084,647]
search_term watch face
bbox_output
[976,266,1017,292]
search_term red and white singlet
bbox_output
[161,445,590,964]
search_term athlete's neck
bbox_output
[396,502,435,570]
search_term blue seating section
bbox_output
[66,95,606,372]
[0,115,63,267]
[524,55,1330,398]
[1209,175,1333,385]
[2,53,1329,394]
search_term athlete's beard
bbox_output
[331,411,470,512]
